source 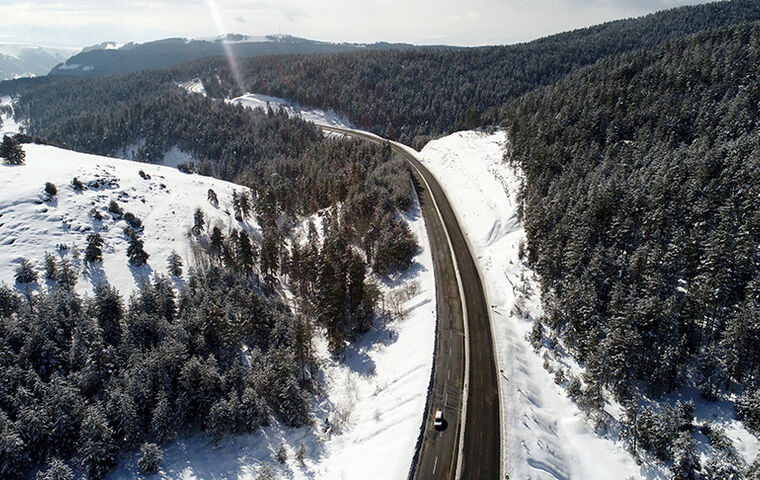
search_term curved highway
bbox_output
[320,125,501,480]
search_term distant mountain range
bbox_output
[0,44,78,80]
[49,34,440,77]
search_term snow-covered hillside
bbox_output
[230,93,353,129]
[419,130,645,479]
[0,143,255,298]
[107,192,436,480]
[0,43,77,79]
[1,139,437,479]
[419,129,759,479]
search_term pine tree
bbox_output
[256,463,275,480]
[35,458,73,480]
[295,442,307,465]
[207,188,219,207]
[44,182,57,198]
[137,443,162,475]
[85,233,104,263]
[0,135,25,165]
[55,258,77,292]
[736,388,760,434]
[236,230,255,273]
[275,441,287,464]
[167,251,183,277]
[70,177,84,192]
[0,411,28,480]
[0,285,21,316]
[207,398,232,445]
[192,208,205,234]
[671,432,700,480]
[123,212,142,230]
[104,387,140,449]
[240,387,268,432]
[151,392,176,444]
[78,403,116,480]
[239,190,251,219]
[260,228,280,289]
[127,235,149,266]
[43,252,57,280]
[107,200,123,217]
[14,258,37,284]
[209,226,225,258]
[620,395,640,457]
[93,282,123,345]
[232,191,242,221]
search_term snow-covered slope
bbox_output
[419,129,760,479]
[0,143,255,297]
[0,43,77,79]
[1,96,23,136]
[108,193,436,480]
[0,106,435,477]
[231,93,353,129]
[419,130,648,479]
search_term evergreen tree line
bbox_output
[4,70,419,275]
[0,75,419,480]
[3,1,760,150]
[187,0,760,146]
[0,265,310,479]
[504,20,760,436]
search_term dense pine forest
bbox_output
[3,0,760,477]
[4,0,760,149]
[506,20,760,474]
[189,0,760,145]
[0,63,419,479]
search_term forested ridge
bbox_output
[0,58,421,480]
[190,0,760,145]
[4,0,760,150]
[3,0,760,476]
[505,20,760,474]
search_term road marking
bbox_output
[433,457,438,475]
[319,125,479,480]
[448,369,451,381]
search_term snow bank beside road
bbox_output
[419,130,650,480]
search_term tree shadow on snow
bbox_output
[84,262,109,290]
[380,260,427,290]
[341,309,402,376]
[113,422,322,480]
[128,262,153,287]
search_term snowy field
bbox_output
[230,93,353,129]
[418,129,759,479]
[180,81,352,129]
[0,143,257,298]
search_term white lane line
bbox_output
[433,457,439,475]
[319,125,474,480]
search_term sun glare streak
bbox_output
[207,0,245,94]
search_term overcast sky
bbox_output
[0,0,715,48]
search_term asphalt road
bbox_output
[321,126,501,480]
